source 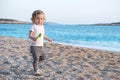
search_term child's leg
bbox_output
[30,46,41,72]
[39,47,46,62]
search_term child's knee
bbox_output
[39,54,45,62]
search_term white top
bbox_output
[30,24,45,46]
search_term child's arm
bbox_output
[44,35,52,42]
[29,31,37,41]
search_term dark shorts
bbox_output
[30,46,46,63]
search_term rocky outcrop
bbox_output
[0,18,31,24]
[94,22,120,26]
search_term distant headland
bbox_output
[0,18,31,24]
[0,18,120,26]
[93,22,120,26]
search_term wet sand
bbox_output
[0,36,120,80]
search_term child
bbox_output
[29,10,52,76]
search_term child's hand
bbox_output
[33,37,37,41]
[29,36,37,41]
[44,35,52,43]
[48,39,52,42]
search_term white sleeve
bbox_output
[30,25,34,32]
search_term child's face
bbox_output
[34,14,45,25]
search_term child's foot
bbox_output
[34,69,42,76]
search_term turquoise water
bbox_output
[0,23,120,52]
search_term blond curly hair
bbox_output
[31,10,45,23]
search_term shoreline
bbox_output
[0,36,120,79]
[53,41,120,53]
[1,35,120,53]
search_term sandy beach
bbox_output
[0,36,120,80]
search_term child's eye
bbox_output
[37,18,40,20]
[40,18,43,20]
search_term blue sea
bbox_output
[0,23,120,52]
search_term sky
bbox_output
[0,0,120,24]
